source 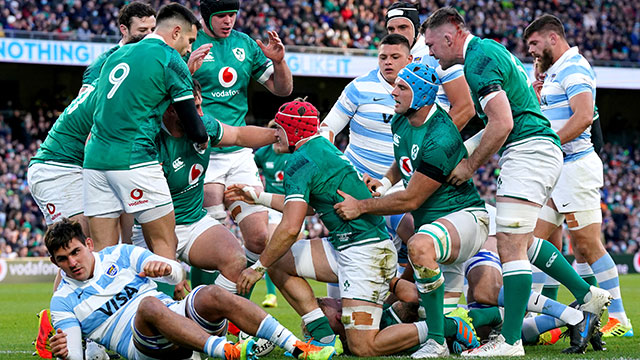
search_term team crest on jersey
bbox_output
[266,161,274,169]
[219,67,238,88]
[393,134,401,146]
[189,164,204,185]
[411,144,419,160]
[233,48,245,62]
[275,170,284,182]
[105,264,119,277]
[399,156,414,177]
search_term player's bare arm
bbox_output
[448,91,513,186]
[259,31,293,96]
[334,170,439,220]
[237,201,307,294]
[442,76,475,130]
[218,124,278,148]
[556,92,594,145]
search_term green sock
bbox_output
[415,271,445,344]
[265,273,277,295]
[501,260,532,345]
[468,307,503,328]
[581,275,598,287]
[541,285,559,300]
[155,282,175,297]
[443,317,458,338]
[190,267,219,288]
[528,238,590,302]
[307,317,334,341]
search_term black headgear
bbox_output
[200,0,239,32]
[386,2,420,44]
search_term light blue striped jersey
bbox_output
[540,47,596,161]
[418,48,464,111]
[50,244,175,359]
[322,69,396,179]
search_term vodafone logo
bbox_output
[130,189,143,200]
[219,67,237,88]
[0,259,6,282]
[275,170,284,182]
[634,252,640,273]
[189,164,204,185]
[399,156,414,177]
[46,203,56,215]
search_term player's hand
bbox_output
[334,189,362,220]
[173,279,191,300]
[188,43,213,74]
[139,261,172,278]
[257,31,285,64]
[225,184,259,204]
[363,173,384,197]
[50,329,69,359]
[237,267,262,295]
[447,158,474,186]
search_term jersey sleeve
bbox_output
[465,53,504,109]
[203,115,224,146]
[254,146,266,168]
[165,50,195,103]
[321,81,357,135]
[558,65,595,100]
[416,143,449,183]
[283,154,317,204]
[249,38,274,84]
[50,296,80,332]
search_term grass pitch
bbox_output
[1,275,639,359]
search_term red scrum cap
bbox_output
[274,99,319,148]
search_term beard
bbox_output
[126,33,147,44]
[537,47,554,73]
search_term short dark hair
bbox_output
[422,7,465,31]
[524,14,566,41]
[44,218,87,256]
[192,78,202,97]
[380,33,411,51]
[157,3,202,30]
[118,2,156,29]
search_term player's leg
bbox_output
[187,219,246,293]
[534,204,564,299]
[262,218,280,307]
[118,213,134,244]
[267,238,340,346]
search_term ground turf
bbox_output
[1,275,639,359]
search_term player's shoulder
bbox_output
[254,145,269,158]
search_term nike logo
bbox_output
[546,252,558,267]
[373,97,385,101]
[579,313,591,338]
[533,293,541,306]
[562,202,570,207]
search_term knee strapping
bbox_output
[206,204,227,221]
[495,202,539,234]
[341,305,382,330]
[417,222,451,262]
[185,285,228,336]
[229,201,265,224]
[538,205,565,227]
[565,209,602,230]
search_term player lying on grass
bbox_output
[225,98,479,356]
[46,218,335,360]
[333,63,488,358]
[131,79,278,298]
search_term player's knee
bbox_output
[469,285,498,306]
[137,296,165,320]
[565,209,602,231]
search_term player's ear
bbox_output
[172,24,182,40]
[85,237,95,252]
[49,256,57,266]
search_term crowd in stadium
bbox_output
[1,0,639,63]
[0,105,637,258]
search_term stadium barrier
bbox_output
[0,252,639,284]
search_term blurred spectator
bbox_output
[1,0,638,64]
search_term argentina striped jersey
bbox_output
[50,244,179,359]
[322,69,397,179]
[418,49,464,111]
[540,47,596,161]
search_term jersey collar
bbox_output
[144,33,167,44]
[547,46,580,75]
[410,103,439,128]
[462,34,475,60]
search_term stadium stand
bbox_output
[1,0,639,64]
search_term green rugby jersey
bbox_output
[190,30,273,154]
[463,36,560,151]
[30,81,98,167]
[82,44,120,87]
[158,115,224,225]
[284,136,389,251]
[391,105,485,227]
[254,145,289,194]
[84,34,194,170]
